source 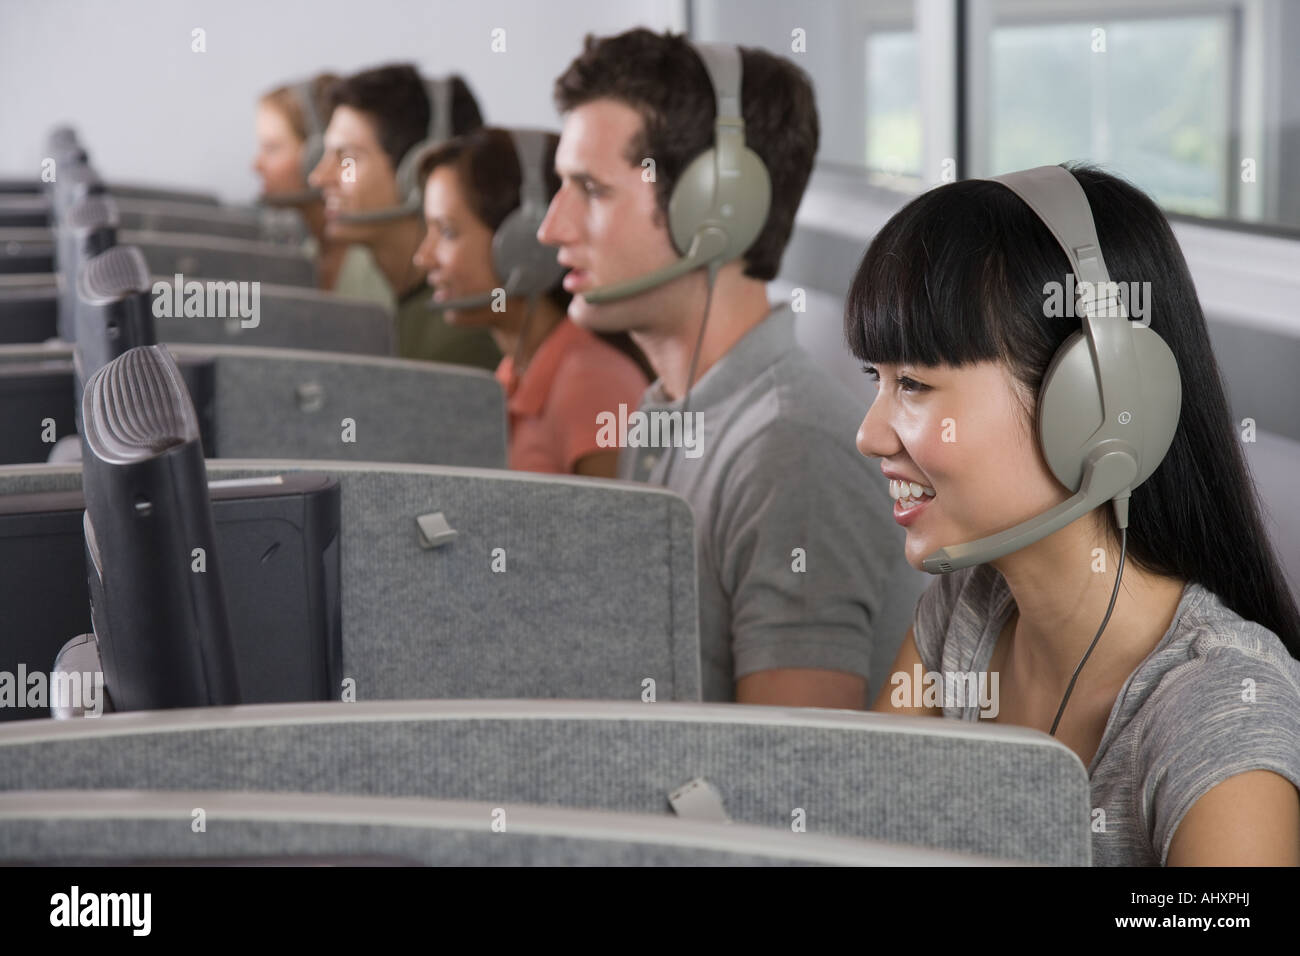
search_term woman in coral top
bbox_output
[412,127,650,477]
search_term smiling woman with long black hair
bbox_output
[849,163,1300,866]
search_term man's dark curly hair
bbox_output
[553,29,819,281]
[328,63,483,171]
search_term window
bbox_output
[966,0,1296,232]
[987,17,1230,217]
[691,0,1299,234]
[690,0,936,184]
[865,29,922,180]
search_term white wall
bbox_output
[0,0,685,202]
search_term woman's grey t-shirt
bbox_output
[912,564,1300,866]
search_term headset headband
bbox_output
[294,78,323,140]
[694,43,746,220]
[987,165,1138,442]
[512,128,549,213]
[427,77,451,145]
[696,42,742,124]
[989,166,1115,295]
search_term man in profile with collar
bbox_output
[539,29,922,707]
[309,63,499,369]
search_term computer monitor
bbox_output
[79,343,238,710]
[46,125,78,152]
[69,244,216,455]
[50,162,104,224]
[0,345,216,465]
[0,280,58,344]
[73,244,154,387]
[58,194,118,340]
[0,228,54,274]
[0,351,76,465]
[0,471,342,721]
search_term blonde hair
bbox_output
[259,73,339,142]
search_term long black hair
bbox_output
[843,163,1300,658]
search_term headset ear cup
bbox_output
[1038,333,1097,493]
[1129,327,1182,485]
[667,146,771,261]
[394,140,432,213]
[492,207,565,296]
[1038,326,1182,493]
[490,214,513,290]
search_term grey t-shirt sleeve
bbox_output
[714,420,890,682]
[1135,625,1300,865]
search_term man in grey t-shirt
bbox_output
[618,301,924,703]
[539,32,924,706]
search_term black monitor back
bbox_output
[0,354,76,464]
[0,281,58,343]
[59,195,119,340]
[50,163,104,224]
[73,244,155,389]
[0,233,54,274]
[0,349,215,466]
[0,471,342,720]
[80,344,239,710]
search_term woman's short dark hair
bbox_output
[419,127,652,378]
[844,163,1300,656]
[418,127,570,314]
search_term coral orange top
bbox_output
[494,317,649,474]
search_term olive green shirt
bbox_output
[394,282,501,370]
[333,244,397,312]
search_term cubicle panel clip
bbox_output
[295,382,324,413]
[416,512,457,550]
[667,777,731,823]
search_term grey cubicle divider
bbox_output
[0,790,1009,866]
[0,227,315,284]
[0,194,300,240]
[0,343,506,468]
[115,198,305,245]
[0,459,701,702]
[0,463,81,496]
[153,286,393,355]
[181,346,504,466]
[0,228,53,274]
[0,274,58,290]
[0,700,1090,864]
[122,229,316,287]
[0,179,218,207]
[0,194,49,228]
[0,279,392,355]
[105,183,221,206]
